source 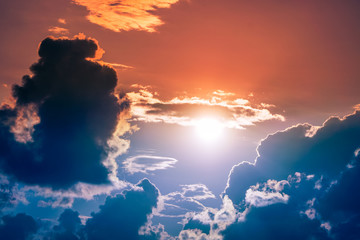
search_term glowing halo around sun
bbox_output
[194,118,224,142]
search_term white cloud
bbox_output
[245,179,290,207]
[127,85,285,130]
[123,155,178,174]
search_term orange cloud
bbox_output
[48,26,69,35]
[58,18,67,24]
[127,85,285,129]
[72,0,180,32]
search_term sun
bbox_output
[195,118,224,142]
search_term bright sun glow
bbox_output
[195,118,224,142]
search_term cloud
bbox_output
[245,180,290,207]
[84,179,159,239]
[28,180,130,208]
[127,85,285,130]
[177,196,238,240]
[58,18,67,24]
[0,35,131,189]
[178,229,210,240]
[315,158,360,239]
[72,0,180,32]
[48,26,69,35]
[222,203,329,240]
[219,111,360,239]
[180,174,329,239]
[225,111,360,205]
[0,213,39,240]
[159,184,216,218]
[177,184,216,201]
[0,175,27,211]
[29,180,160,239]
[94,61,134,71]
[46,209,83,240]
[123,155,178,174]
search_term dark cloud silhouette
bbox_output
[0,36,129,189]
[0,213,39,240]
[225,111,360,205]
[84,179,159,240]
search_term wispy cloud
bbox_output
[123,155,178,174]
[127,85,285,129]
[48,26,69,35]
[72,0,180,32]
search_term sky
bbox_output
[0,0,360,239]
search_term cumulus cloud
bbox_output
[218,111,360,239]
[84,179,159,240]
[225,111,360,205]
[46,209,83,240]
[0,35,131,189]
[72,0,180,32]
[123,155,178,174]
[127,85,284,130]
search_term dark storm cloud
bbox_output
[225,111,360,205]
[84,179,159,240]
[0,213,39,240]
[0,36,129,189]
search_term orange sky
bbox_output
[1,0,360,122]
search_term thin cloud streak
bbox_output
[72,0,181,32]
